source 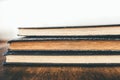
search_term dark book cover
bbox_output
[4,50,120,55]
[8,35,120,43]
[19,24,120,29]
[3,62,120,67]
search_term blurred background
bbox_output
[1,0,120,40]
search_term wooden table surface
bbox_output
[1,41,120,80]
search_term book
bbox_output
[5,25,120,65]
[18,24,120,36]
[5,55,120,64]
[8,36,120,51]
[5,49,120,65]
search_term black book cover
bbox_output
[4,50,120,55]
[3,62,120,67]
[19,24,120,29]
[8,35,120,43]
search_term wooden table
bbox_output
[0,41,120,80]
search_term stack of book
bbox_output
[4,25,120,65]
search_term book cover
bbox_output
[8,35,120,43]
[4,50,120,55]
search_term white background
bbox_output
[0,0,120,40]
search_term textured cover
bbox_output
[18,24,120,29]
[4,50,120,55]
[3,62,120,67]
[8,35,120,43]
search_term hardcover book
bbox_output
[5,50,120,64]
[8,36,120,51]
[18,24,120,36]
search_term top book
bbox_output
[18,24,120,36]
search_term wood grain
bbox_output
[1,41,120,80]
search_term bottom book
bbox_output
[5,55,120,64]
